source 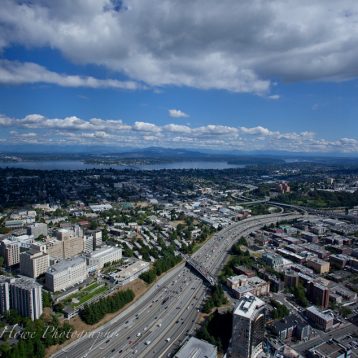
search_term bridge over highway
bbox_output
[180,253,217,286]
[270,201,358,223]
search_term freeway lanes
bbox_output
[52,211,302,358]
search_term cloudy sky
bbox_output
[1,0,358,153]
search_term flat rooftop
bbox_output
[309,340,350,358]
[234,293,265,319]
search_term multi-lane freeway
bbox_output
[52,211,302,358]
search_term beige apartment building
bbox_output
[0,239,20,267]
[306,257,330,274]
[46,236,84,259]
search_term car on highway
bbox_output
[165,337,171,342]
[145,340,151,345]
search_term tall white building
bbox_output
[45,257,87,292]
[0,276,10,314]
[9,277,43,321]
[83,230,103,252]
[27,223,48,239]
[230,294,266,358]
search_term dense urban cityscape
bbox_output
[0,157,357,358]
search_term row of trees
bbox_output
[270,299,289,319]
[0,315,73,358]
[139,250,181,284]
[196,310,232,353]
[220,244,254,282]
[202,285,228,313]
[79,289,135,325]
[291,284,308,307]
[277,188,358,208]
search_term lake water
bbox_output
[0,160,245,171]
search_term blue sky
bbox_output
[1,1,358,153]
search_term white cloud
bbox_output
[1,113,357,153]
[168,109,189,118]
[240,126,273,136]
[1,1,357,93]
[267,95,280,100]
[132,121,161,133]
[164,124,192,133]
[0,60,143,89]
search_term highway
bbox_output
[52,211,302,358]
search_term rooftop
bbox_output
[234,293,265,319]
[47,256,86,273]
[175,337,217,358]
[306,306,334,322]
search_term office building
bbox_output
[83,230,103,252]
[63,236,84,259]
[46,235,84,260]
[45,257,87,292]
[83,235,94,252]
[230,294,266,358]
[91,230,102,248]
[20,243,49,278]
[305,306,334,331]
[85,246,122,272]
[27,223,48,239]
[0,239,20,267]
[9,277,43,320]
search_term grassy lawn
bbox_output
[75,285,108,306]
[63,282,110,308]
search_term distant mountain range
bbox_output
[1,144,358,160]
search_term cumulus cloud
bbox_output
[1,1,357,93]
[0,60,143,89]
[240,126,273,136]
[132,121,161,133]
[164,124,192,133]
[168,109,189,118]
[1,113,357,153]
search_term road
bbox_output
[292,323,357,353]
[52,211,302,358]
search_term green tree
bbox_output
[42,290,52,308]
